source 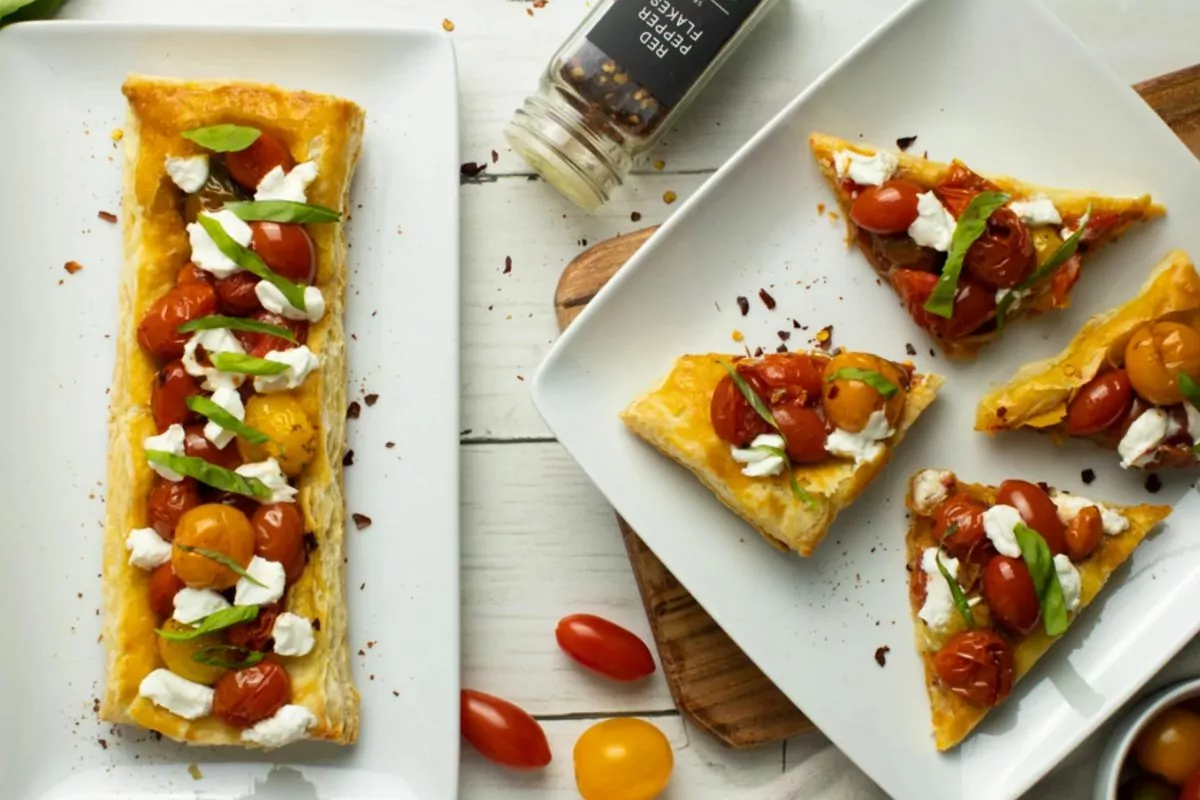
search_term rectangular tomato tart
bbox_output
[809,132,1164,359]
[977,250,1200,470]
[620,351,942,555]
[100,76,365,747]
[905,468,1170,751]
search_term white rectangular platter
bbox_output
[532,0,1200,797]
[0,22,460,800]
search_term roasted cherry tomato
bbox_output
[157,619,230,685]
[460,689,552,769]
[771,399,829,464]
[996,479,1066,556]
[1124,321,1200,406]
[710,368,771,446]
[1049,253,1083,308]
[184,159,247,222]
[1066,370,1133,436]
[931,493,988,558]
[251,222,316,284]
[235,310,307,358]
[137,282,218,361]
[932,629,1014,707]
[183,423,244,471]
[1065,506,1103,562]
[147,563,186,619]
[964,207,1036,289]
[214,272,262,316]
[204,488,259,517]
[858,229,944,273]
[821,351,906,432]
[752,353,826,406]
[238,394,317,477]
[171,503,255,590]
[146,476,201,540]
[555,614,656,682]
[1181,771,1200,800]
[177,262,213,286]
[933,162,1001,219]
[1134,707,1200,785]
[225,131,295,192]
[892,269,995,340]
[982,555,1040,635]
[850,179,923,235]
[574,718,673,800]
[225,602,283,651]
[251,503,307,585]
[151,360,201,431]
[212,660,292,728]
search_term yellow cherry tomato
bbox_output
[821,351,907,432]
[573,718,673,800]
[1031,228,1064,266]
[1124,321,1200,406]
[172,503,254,590]
[1134,706,1200,785]
[156,619,228,685]
[237,393,317,478]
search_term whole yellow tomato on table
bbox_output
[574,718,673,800]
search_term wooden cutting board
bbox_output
[553,63,1200,749]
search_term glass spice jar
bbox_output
[505,0,781,211]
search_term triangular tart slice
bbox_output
[620,350,942,556]
[905,468,1171,750]
[977,250,1200,470]
[809,132,1164,359]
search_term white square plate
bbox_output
[533,0,1200,797]
[0,22,460,800]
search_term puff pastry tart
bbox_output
[100,76,364,747]
[809,132,1164,359]
[621,351,942,555]
[905,468,1170,751]
[976,251,1200,469]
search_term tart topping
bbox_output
[730,433,787,478]
[198,385,247,449]
[255,282,325,323]
[918,547,965,635]
[241,703,316,748]
[982,555,1040,636]
[1051,492,1129,535]
[165,155,211,194]
[144,424,187,481]
[850,179,922,235]
[173,587,232,624]
[1119,408,1179,469]
[907,191,956,252]
[126,527,173,570]
[923,192,1009,318]
[234,459,298,504]
[1008,195,1062,226]
[1054,554,1083,614]
[272,612,315,657]
[981,504,1023,558]
[189,210,255,279]
[932,629,1014,708]
[233,556,287,606]
[825,409,893,466]
[182,124,262,153]
[212,660,291,729]
[833,149,897,187]
[182,327,247,392]
[138,668,215,720]
[911,468,955,515]
[255,161,319,204]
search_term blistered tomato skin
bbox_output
[157,619,229,685]
[574,718,674,800]
[147,477,201,540]
[932,629,1014,708]
[212,660,292,729]
[892,269,996,340]
[251,503,307,585]
[1181,771,1200,800]
[555,614,656,682]
[147,563,185,619]
[1065,506,1103,562]
[225,603,283,651]
[709,370,771,447]
[930,494,988,558]
[996,479,1066,556]
[1066,370,1133,436]
[251,222,316,284]
[215,272,262,316]
[982,555,1040,635]
[236,310,307,358]
[137,283,219,361]
[184,423,244,471]
[151,360,201,432]
[771,400,829,464]
[933,162,1002,218]
[850,180,923,235]
[1134,707,1200,785]
[963,207,1036,290]
[460,689,552,769]
[1124,321,1200,406]
[753,353,825,405]
[225,131,295,192]
[238,394,317,477]
[171,503,255,590]
[177,262,213,286]
[822,351,906,432]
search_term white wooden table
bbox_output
[62,1,1200,796]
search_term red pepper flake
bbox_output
[358,648,366,656]
[736,296,750,316]
[491,149,499,164]
[792,319,802,329]
[304,532,318,552]
[64,260,84,274]
[896,135,918,151]
[1081,468,1096,485]
[757,288,776,310]
[777,330,791,341]
[364,393,379,407]
[813,325,834,350]
[352,513,372,530]
[905,343,917,356]
[874,646,890,667]
[631,211,642,222]
[367,640,376,649]
[342,450,355,467]
[775,343,789,353]
[98,738,108,750]
[369,674,375,681]
[97,211,117,224]
[516,375,525,382]
[385,441,396,449]
[92,698,101,713]
[460,161,487,178]
[996,406,1008,420]
[392,690,400,697]
[752,346,764,357]
[503,256,512,274]
[347,401,362,419]
[1145,473,1163,493]
[312,617,321,631]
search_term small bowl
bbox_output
[1095,676,1200,799]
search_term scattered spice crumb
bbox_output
[97,211,117,224]
[98,738,108,750]
[758,288,776,310]
[342,450,355,467]
[367,641,376,649]
[503,256,512,274]
[359,585,365,593]
[731,329,744,343]
[491,149,499,164]
[753,346,764,357]
[1145,473,1163,493]
[736,296,750,316]
[874,646,890,667]
[929,348,936,357]
[64,260,84,274]
[358,648,366,655]
[775,343,788,353]
[905,343,917,356]
[370,674,376,681]
[393,690,400,697]
[1081,468,1096,485]
[347,401,362,419]
[516,375,525,382]
[110,128,124,142]
[663,190,677,204]
[828,212,840,223]
[792,319,802,329]
[312,618,321,631]
[816,202,826,215]
[442,18,455,32]
[653,159,665,170]
[352,513,373,530]
[93,698,101,714]
[364,393,379,407]
[385,441,396,449]
[777,330,791,341]
[814,325,834,350]
[187,764,203,781]
[896,135,918,151]
[631,211,642,222]
[459,161,486,178]
[996,406,1008,420]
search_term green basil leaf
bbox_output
[719,362,778,431]
[1,0,64,24]
[186,396,271,446]
[935,549,975,629]
[210,352,290,376]
[1179,372,1200,412]
[923,192,1010,318]
[996,209,1091,328]
[177,315,297,343]
[752,445,818,509]
[191,645,266,669]
[197,215,308,311]
[1013,522,1069,636]
[825,367,899,399]
[224,200,341,224]
[181,124,262,153]
[145,451,272,500]
[155,605,260,641]
[175,544,266,587]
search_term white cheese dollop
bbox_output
[125,527,172,570]
[908,192,957,252]
[1054,553,1082,614]
[255,161,319,203]
[138,669,214,720]
[1008,195,1062,227]
[182,328,247,392]
[1050,493,1130,536]
[1185,402,1200,442]
[1118,408,1178,469]
[918,547,963,635]
[982,504,1024,558]
[253,346,321,394]
[825,409,894,466]
[241,703,317,748]
[187,210,253,279]
[173,587,232,624]
[144,423,187,481]
[272,612,315,657]
[203,383,246,449]
[254,282,326,324]
[832,149,898,187]
[729,433,787,478]
[996,287,1032,314]
[912,469,955,515]
[165,154,210,194]
[235,459,298,504]
[234,556,287,606]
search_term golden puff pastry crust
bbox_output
[976,250,1200,436]
[620,355,942,556]
[100,75,365,746]
[808,132,1164,360]
[903,471,1170,751]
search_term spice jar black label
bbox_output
[585,0,767,110]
